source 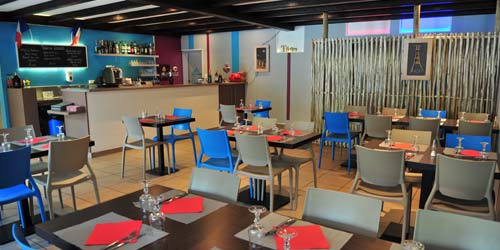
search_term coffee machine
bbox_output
[101,66,122,87]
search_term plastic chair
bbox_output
[219,104,237,126]
[425,154,496,220]
[420,109,447,118]
[361,115,391,141]
[350,145,412,242]
[12,223,38,250]
[409,117,440,143]
[463,112,489,121]
[302,188,382,238]
[196,128,239,173]
[234,134,295,212]
[458,120,492,136]
[0,146,46,228]
[253,100,271,118]
[445,134,491,151]
[318,112,359,174]
[414,209,500,250]
[188,168,241,203]
[122,116,162,179]
[391,129,432,146]
[252,117,277,130]
[382,107,407,116]
[34,136,100,220]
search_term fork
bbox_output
[101,230,137,250]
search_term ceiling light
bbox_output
[108,11,187,23]
[232,0,281,6]
[34,0,124,17]
[76,5,159,20]
[0,0,52,12]
[136,16,212,27]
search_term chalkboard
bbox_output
[17,44,88,68]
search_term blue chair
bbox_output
[421,109,447,119]
[253,100,271,118]
[445,134,491,151]
[12,223,38,250]
[0,147,46,229]
[196,128,239,173]
[318,112,360,174]
[154,108,197,172]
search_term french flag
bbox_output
[70,24,81,46]
[15,18,30,48]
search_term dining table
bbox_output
[139,116,196,176]
[235,105,272,119]
[35,185,398,250]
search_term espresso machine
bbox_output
[98,66,122,87]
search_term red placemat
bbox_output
[235,107,245,111]
[161,196,204,214]
[267,135,284,142]
[226,130,238,136]
[139,119,156,123]
[392,142,413,150]
[274,225,330,250]
[468,120,485,123]
[281,130,303,136]
[165,115,181,120]
[348,112,362,118]
[246,125,258,131]
[39,143,50,150]
[85,220,141,245]
[460,149,481,157]
[18,137,47,144]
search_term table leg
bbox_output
[156,127,165,175]
[419,170,435,208]
[309,144,318,188]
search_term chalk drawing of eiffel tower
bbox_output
[410,45,425,74]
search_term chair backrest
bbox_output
[445,134,492,151]
[345,105,367,115]
[408,117,440,142]
[219,104,237,124]
[324,112,349,134]
[414,209,500,250]
[435,154,495,201]
[254,100,271,118]
[364,115,391,138]
[12,224,37,250]
[284,120,315,132]
[0,125,36,141]
[48,136,90,176]
[197,128,232,159]
[235,134,270,167]
[122,116,145,140]
[253,117,277,130]
[382,107,407,116]
[391,129,432,146]
[302,188,382,238]
[458,120,492,136]
[463,112,489,121]
[188,168,240,203]
[172,107,193,131]
[421,109,447,118]
[0,146,31,189]
[355,145,405,187]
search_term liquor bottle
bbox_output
[95,40,99,54]
[149,43,153,55]
[114,41,119,54]
[130,41,134,54]
[218,73,223,83]
[12,72,22,88]
[207,72,212,83]
[134,41,139,55]
[214,72,219,83]
[121,41,126,54]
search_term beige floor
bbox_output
[1,137,421,248]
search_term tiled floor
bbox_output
[1,138,421,249]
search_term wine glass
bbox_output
[248,205,266,249]
[244,118,249,128]
[234,115,241,129]
[417,108,422,117]
[290,122,296,136]
[148,195,165,231]
[258,101,263,109]
[257,123,264,135]
[385,130,393,147]
[459,112,465,121]
[1,133,10,151]
[239,99,245,108]
[455,137,464,154]
[412,135,420,152]
[437,110,441,119]
[480,142,489,159]
[141,110,148,118]
[57,125,65,140]
[139,180,154,213]
[24,128,34,145]
[277,227,298,250]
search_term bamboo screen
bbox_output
[311,33,500,129]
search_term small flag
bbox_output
[16,18,30,48]
[70,24,81,46]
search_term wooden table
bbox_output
[35,185,395,250]
[139,116,196,176]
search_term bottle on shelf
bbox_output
[12,72,22,88]
[218,73,223,83]
[207,72,212,83]
[94,40,99,54]
[214,72,219,83]
[6,73,13,88]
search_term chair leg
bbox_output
[190,137,197,165]
[70,186,77,212]
[148,147,153,170]
[29,196,34,218]
[288,169,293,210]
[92,177,101,204]
[331,142,336,160]
[269,179,274,212]
[152,146,156,170]
[347,142,352,175]
[308,144,318,188]
[318,140,324,169]
[277,174,282,192]
[58,189,64,209]
[142,148,147,180]
[260,180,265,201]
[295,166,300,209]
[34,192,46,222]
[17,201,26,228]
[121,146,126,178]
[47,188,54,220]
[171,143,177,173]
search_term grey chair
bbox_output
[382,107,407,116]
[408,117,440,143]
[121,116,163,179]
[391,129,432,146]
[425,154,496,220]
[33,136,100,219]
[252,117,277,130]
[458,120,492,136]
[414,209,500,250]
[219,104,237,126]
[361,115,391,141]
[303,188,382,238]
[188,167,241,203]
[463,112,489,121]
[234,134,295,212]
[350,145,412,242]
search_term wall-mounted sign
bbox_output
[402,38,433,80]
[255,45,270,72]
[276,26,304,53]
[17,44,88,68]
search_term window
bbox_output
[400,16,452,34]
[346,20,391,36]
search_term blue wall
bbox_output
[0,22,154,126]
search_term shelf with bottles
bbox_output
[95,53,159,58]
[94,39,157,57]
[129,59,159,67]
[139,68,158,78]
[139,73,159,77]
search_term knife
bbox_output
[264,218,296,236]
[163,192,188,204]
[101,230,137,250]
[107,233,144,250]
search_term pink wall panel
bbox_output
[155,35,183,84]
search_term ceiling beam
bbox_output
[11,0,94,17]
[85,7,179,25]
[49,1,146,23]
[91,12,204,30]
[0,0,17,5]
[141,18,231,31]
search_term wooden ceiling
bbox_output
[0,0,497,36]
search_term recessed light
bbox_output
[108,11,187,23]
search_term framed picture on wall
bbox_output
[402,38,433,80]
[254,45,270,72]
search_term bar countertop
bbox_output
[86,82,246,92]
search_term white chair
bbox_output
[414,209,500,250]
[252,117,277,130]
[382,107,407,116]
[408,117,440,143]
[234,133,295,212]
[391,129,432,145]
[303,188,382,238]
[425,154,496,220]
[34,136,100,220]
[188,167,241,203]
[361,115,392,141]
[219,104,237,126]
[350,145,412,242]
[121,116,163,179]
[463,112,489,121]
[458,120,492,136]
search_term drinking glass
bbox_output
[234,115,241,129]
[248,205,266,249]
[376,107,381,115]
[393,109,398,118]
[480,142,489,159]
[412,135,420,152]
[244,118,249,128]
[277,227,298,250]
[385,130,393,147]
[459,112,465,121]
[1,133,10,151]
[258,101,263,109]
[257,123,264,135]
[289,122,296,136]
[148,195,165,231]
[455,137,464,154]
[57,125,65,140]
[24,128,34,145]
[239,99,245,108]
[437,111,441,119]
[139,180,154,213]
[402,240,425,250]
[141,110,148,118]
[417,108,422,117]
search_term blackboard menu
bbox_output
[17,44,88,68]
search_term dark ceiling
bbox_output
[0,0,497,36]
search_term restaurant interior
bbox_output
[1,0,500,249]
